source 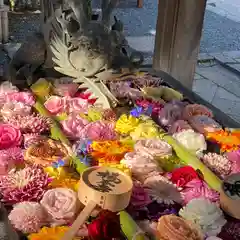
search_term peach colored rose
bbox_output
[40,188,79,226]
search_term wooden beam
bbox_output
[153,0,207,89]
[137,0,143,8]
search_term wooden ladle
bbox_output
[61,166,133,240]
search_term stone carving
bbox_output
[7,0,143,106]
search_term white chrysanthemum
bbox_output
[179,198,226,236]
[173,129,207,154]
[144,175,183,205]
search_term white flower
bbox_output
[144,175,183,205]
[173,129,207,154]
[179,198,226,236]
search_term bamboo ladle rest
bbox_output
[61,166,133,240]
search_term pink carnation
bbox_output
[5,92,35,106]
[181,179,219,205]
[61,115,89,139]
[68,98,90,114]
[0,124,22,149]
[79,121,117,141]
[8,201,47,233]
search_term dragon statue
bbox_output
[7,0,144,107]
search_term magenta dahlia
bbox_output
[0,165,51,205]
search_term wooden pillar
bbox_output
[153,0,207,89]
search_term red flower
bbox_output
[135,98,164,114]
[75,91,97,105]
[171,166,199,188]
[88,210,121,240]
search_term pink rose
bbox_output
[0,124,22,149]
[44,96,67,115]
[1,102,32,120]
[80,121,117,140]
[61,115,89,139]
[5,92,35,106]
[40,188,79,226]
[68,98,89,114]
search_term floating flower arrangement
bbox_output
[0,73,239,240]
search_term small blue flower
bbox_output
[130,106,144,117]
[52,159,65,168]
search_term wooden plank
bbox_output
[137,0,143,8]
[153,0,207,89]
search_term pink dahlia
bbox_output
[0,147,24,165]
[0,165,51,205]
[8,201,47,233]
[7,114,50,134]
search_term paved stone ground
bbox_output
[194,51,240,123]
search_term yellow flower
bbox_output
[115,114,140,135]
[28,226,82,240]
[49,178,79,192]
[91,140,133,165]
[130,122,164,140]
[87,107,103,121]
[45,167,79,191]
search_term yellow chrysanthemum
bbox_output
[44,167,79,191]
[49,178,79,192]
[130,122,164,140]
[28,226,82,240]
[115,114,140,135]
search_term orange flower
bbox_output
[28,226,83,240]
[91,140,133,165]
[207,130,240,152]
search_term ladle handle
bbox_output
[61,200,97,240]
